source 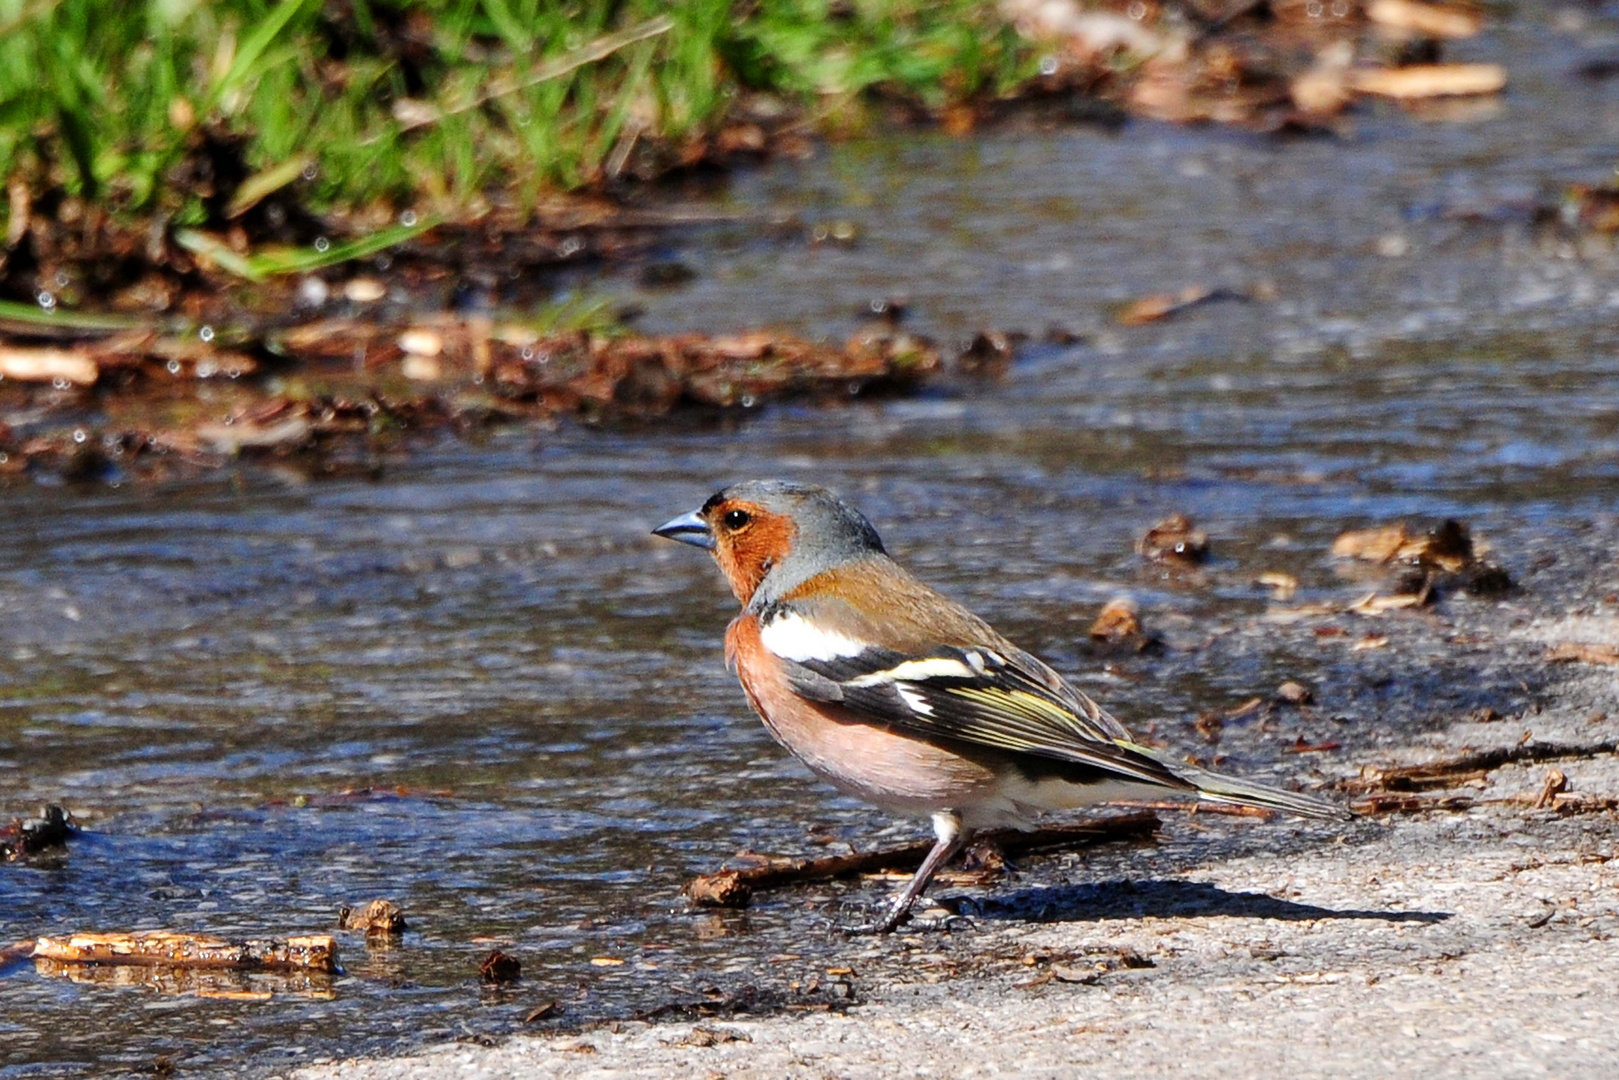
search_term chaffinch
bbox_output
[656,480,1348,933]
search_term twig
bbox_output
[1352,791,1619,816]
[1336,739,1619,795]
[685,811,1159,907]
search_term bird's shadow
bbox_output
[942,878,1450,926]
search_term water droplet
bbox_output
[166,359,182,374]
[520,346,535,361]
[314,237,330,253]
[1304,0,1322,16]
[1127,0,1147,18]
[51,376,68,390]
[559,237,583,257]
[400,210,418,227]
[53,271,69,288]
[0,452,8,464]
[196,359,218,378]
[375,254,392,271]
[72,429,86,444]
[199,325,215,343]
[741,394,756,408]
[1039,56,1059,77]
[301,162,318,181]
[226,367,241,379]
[37,290,56,311]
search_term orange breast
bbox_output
[723,614,1003,816]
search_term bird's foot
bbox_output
[829,897,911,936]
[832,910,907,936]
[832,897,968,935]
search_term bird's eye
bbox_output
[722,509,752,530]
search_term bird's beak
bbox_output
[652,509,715,551]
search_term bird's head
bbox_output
[654,480,886,606]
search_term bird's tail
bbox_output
[1131,744,1354,820]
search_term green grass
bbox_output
[0,1,1040,242]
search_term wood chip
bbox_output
[344,277,387,303]
[0,346,99,386]
[1283,737,1342,754]
[1256,572,1298,600]
[1348,591,1426,615]
[1350,64,1506,100]
[1089,598,1142,642]
[1331,523,1417,563]
[401,355,444,380]
[1531,769,1568,810]
[685,869,754,909]
[479,949,522,983]
[337,899,406,936]
[524,1001,559,1023]
[1365,0,1482,38]
[1276,681,1314,705]
[1138,514,1208,563]
[398,329,444,357]
[1545,642,1619,666]
[1117,286,1217,327]
[195,415,313,454]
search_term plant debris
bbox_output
[1277,681,1315,706]
[524,1001,559,1023]
[1330,518,1512,607]
[337,899,406,937]
[684,811,1160,910]
[1332,519,1472,571]
[1348,64,1506,100]
[1085,597,1163,654]
[1545,642,1619,667]
[1115,286,1243,327]
[479,949,522,984]
[672,1026,753,1048]
[1089,597,1142,642]
[1138,514,1209,564]
[1352,785,1619,816]
[29,932,338,972]
[1337,739,1619,795]
[1,805,77,861]
[0,317,952,481]
[686,871,755,910]
[1006,0,1504,133]
[1015,947,1157,988]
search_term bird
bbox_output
[654,480,1350,933]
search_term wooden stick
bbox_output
[1336,739,1619,794]
[685,811,1159,908]
[30,932,338,973]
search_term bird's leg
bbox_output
[843,811,969,935]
